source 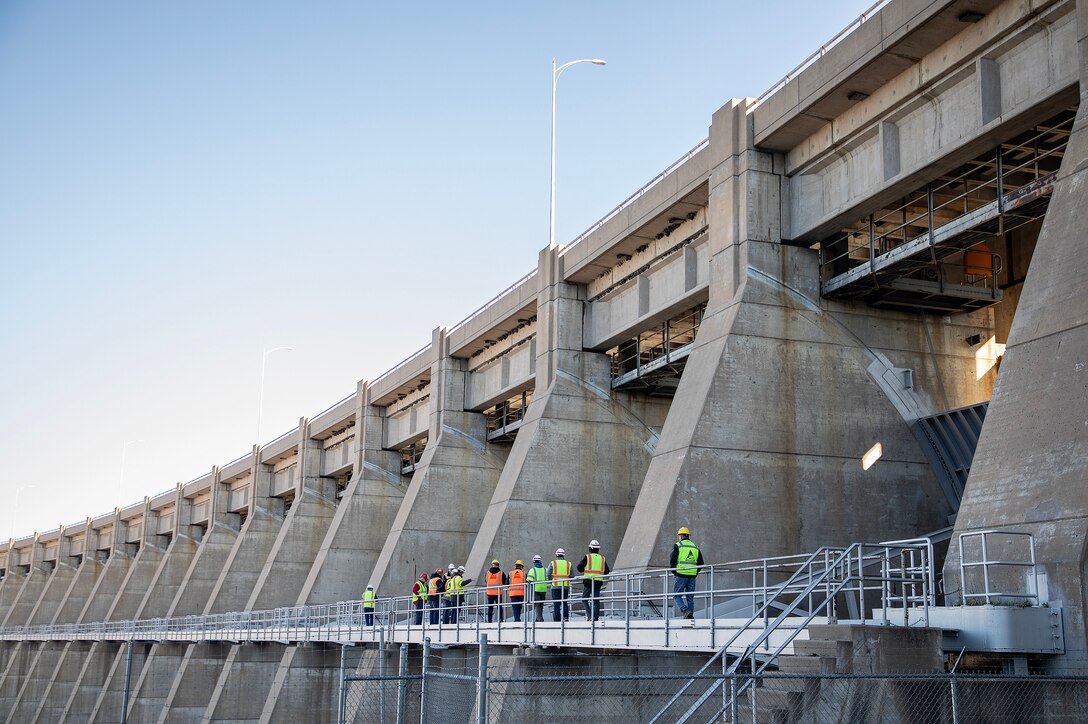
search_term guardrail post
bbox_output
[120,638,133,724]
[379,628,386,724]
[477,634,489,724]
[419,637,430,724]
[950,672,960,724]
[337,643,347,724]
[396,643,408,724]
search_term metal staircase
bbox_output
[912,401,989,514]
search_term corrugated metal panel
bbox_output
[912,401,988,512]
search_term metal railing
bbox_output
[752,0,892,108]
[559,138,710,255]
[484,392,532,441]
[448,270,538,336]
[958,529,1039,605]
[820,113,1073,289]
[609,304,705,388]
[371,344,432,389]
[0,539,935,652]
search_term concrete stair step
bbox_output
[805,624,861,642]
[791,638,852,659]
[776,654,837,675]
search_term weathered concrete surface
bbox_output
[127,516,241,723]
[203,456,339,724]
[946,89,1088,671]
[370,328,509,598]
[616,99,992,574]
[465,246,671,581]
[1,538,47,628]
[157,460,287,724]
[89,529,200,723]
[260,384,407,724]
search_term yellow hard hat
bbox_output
[677,526,691,536]
[491,559,499,564]
[515,559,524,566]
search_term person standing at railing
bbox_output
[509,560,527,622]
[363,584,376,626]
[442,564,457,624]
[411,574,428,625]
[577,539,610,621]
[670,526,704,620]
[454,565,472,620]
[427,569,444,625]
[526,555,548,621]
[485,559,507,623]
[549,548,572,621]
[445,567,463,624]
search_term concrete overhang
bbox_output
[259,430,298,464]
[448,273,538,360]
[64,520,88,537]
[89,511,116,530]
[309,394,357,439]
[38,528,61,544]
[119,502,145,521]
[560,150,709,286]
[753,0,1007,152]
[369,345,433,408]
[148,488,177,510]
[219,454,252,482]
[182,473,214,499]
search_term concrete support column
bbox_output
[616,98,990,574]
[464,244,670,580]
[945,62,1088,670]
[369,327,508,598]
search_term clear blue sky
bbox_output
[0,1,874,538]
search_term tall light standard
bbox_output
[256,346,293,446]
[11,484,36,538]
[117,439,145,508]
[550,57,607,249]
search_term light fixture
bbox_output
[862,442,883,471]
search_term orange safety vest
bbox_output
[551,559,571,587]
[509,568,525,598]
[428,577,439,596]
[584,553,606,579]
[486,570,503,596]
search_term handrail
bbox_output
[751,0,892,109]
[309,391,357,423]
[371,344,432,388]
[559,138,709,256]
[448,269,537,336]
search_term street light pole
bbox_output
[549,57,607,249]
[117,439,144,508]
[256,346,293,446]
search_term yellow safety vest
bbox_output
[551,559,571,587]
[412,581,425,603]
[676,539,700,576]
[584,553,605,579]
[526,566,548,593]
[363,590,375,609]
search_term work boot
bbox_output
[684,610,694,620]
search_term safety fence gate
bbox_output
[339,637,484,724]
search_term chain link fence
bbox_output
[340,638,1088,723]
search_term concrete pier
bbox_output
[1,0,1086,719]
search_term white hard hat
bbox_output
[589,539,600,548]
[533,555,542,561]
[555,548,565,556]
[366,584,373,589]
[448,563,456,570]
[458,566,465,573]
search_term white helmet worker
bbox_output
[533,555,542,562]
[589,539,600,549]
[555,548,565,556]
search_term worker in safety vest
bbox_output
[411,574,428,625]
[576,539,611,621]
[454,565,472,619]
[363,584,376,626]
[427,569,444,625]
[442,563,457,624]
[670,526,705,619]
[548,548,572,622]
[525,555,548,621]
[509,560,527,622]
[444,566,462,624]
[485,559,508,623]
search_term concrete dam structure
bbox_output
[2,0,1088,720]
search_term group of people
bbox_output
[383,528,704,626]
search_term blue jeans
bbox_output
[673,575,697,614]
[412,601,423,625]
[364,608,374,626]
[550,587,570,621]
